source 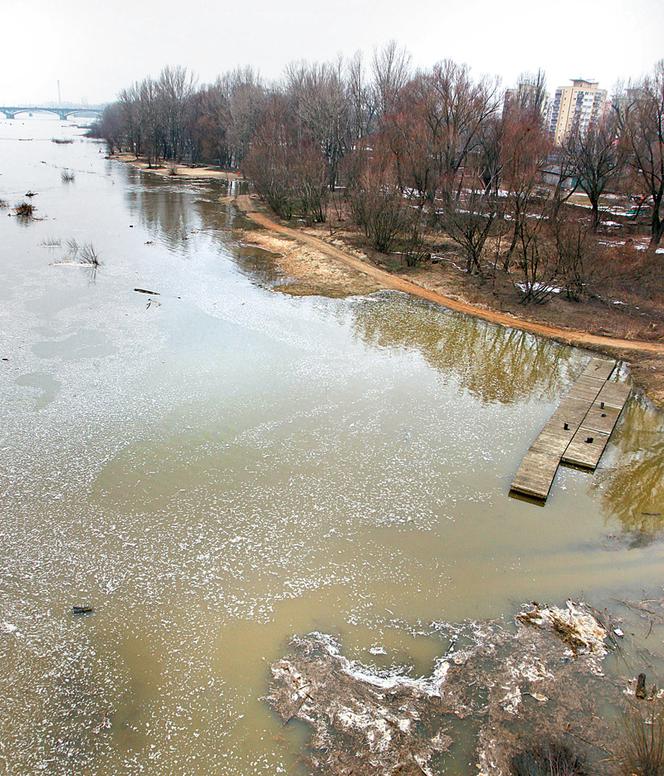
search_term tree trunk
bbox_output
[649,196,663,247]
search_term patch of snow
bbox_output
[516,282,561,295]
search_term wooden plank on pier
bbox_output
[595,380,631,410]
[562,428,611,469]
[567,374,607,403]
[580,359,615,381]
[582,404,622,435]
[510,447,562,500]
[560,379,631,470]
[510,357,617,501]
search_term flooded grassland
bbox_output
[1,119,663,774]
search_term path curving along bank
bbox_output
[235,195,664,357]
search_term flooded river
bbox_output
[1,119,663,774]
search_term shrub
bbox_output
[65,238,101,267]
[79,242,101,267]
[61,169,76,183]
[511,740,587,775]
[349,180,413,254]
[14,201,35,218]
[615,708,664,775]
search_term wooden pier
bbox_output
[510,358,630,501]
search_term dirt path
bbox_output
[237,196,664,357]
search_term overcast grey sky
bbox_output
[1,0,662,105]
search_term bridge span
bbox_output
[0,105,103,120]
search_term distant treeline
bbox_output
[97,49,664,276]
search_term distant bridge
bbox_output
[0,105,104,120]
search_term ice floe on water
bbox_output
[268,602,623,775]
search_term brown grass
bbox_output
[614,707,664,775]
[14,201,35,218]
[511,740,587,775]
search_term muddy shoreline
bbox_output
[110,153,240,181]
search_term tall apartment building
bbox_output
[547,79,607,144]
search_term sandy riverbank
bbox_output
[233,193,664,406]
[111,153,240,181]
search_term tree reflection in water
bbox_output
[124,167,200,251]
[349,293,577,405]
[594,396,664,546]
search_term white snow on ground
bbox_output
[515,282,561,295]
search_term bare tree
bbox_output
[348,137,418,254]
[565,115,623,230]
[286,59,350,190]
[243,95,327,224]
[372,41,412,118]
[499,101,551,268]
[615,61,664,247]
[438,190,500,275]
[156,66,197,161]
[347,52,377,141]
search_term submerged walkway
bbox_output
[511,358,631,501]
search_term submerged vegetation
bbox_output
[511,741,587,776]
[14,201,35,218]
[615,708,664,776]
[41,236,62,247]
[64,238,102,267]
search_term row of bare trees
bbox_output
[99,65,264,169]
[99,52,664,269]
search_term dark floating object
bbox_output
[134,288,160,296]
[72,606,94,616]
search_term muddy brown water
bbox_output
[1,118,663,774]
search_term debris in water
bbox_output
[72,606,94,616]
[516,600,608,663]
[134,288,160,296]
[268,602,624,774]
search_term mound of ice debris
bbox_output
[267,601,624,775]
